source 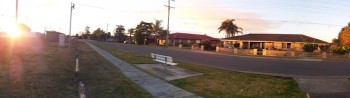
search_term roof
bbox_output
[169,33,219,41]
[223,34,329,43]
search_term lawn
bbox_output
[0,38,151,97]
[95,41,306,98]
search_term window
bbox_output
[195,40,200,43]
[282,43,292,48]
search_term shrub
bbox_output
[332,45,350,55]
[233,43,240,48]
[199,41,216,50]
[303,44,318,52]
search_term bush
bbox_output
[233,43,240,48]
[303,44,318,52]
[332,45,350,55]
[199,41,216,50]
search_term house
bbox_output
[222,34,329,51]
[46,31,64,42]
[159,33,220,46]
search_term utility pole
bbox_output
[106,23,109,33]
[69,2,75,48]
[164,0,175,47]
[16,0,18,24]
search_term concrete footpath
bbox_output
[84,41,201,98]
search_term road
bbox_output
[92,41,350,77]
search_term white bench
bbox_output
[151,53,177,69]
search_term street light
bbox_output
[69,2,75,48]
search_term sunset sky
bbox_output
[1,0,350,42]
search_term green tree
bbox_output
[91,28,105,40]
[303,44,318,52]
[152,19,166,45]
[114,25,127,43]
[218,19,243,38]
[134,21,153,45]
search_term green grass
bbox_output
[96,43,154,64]
[0,39,151,97]
[94,41,306,98]
[171,62,305,98]
[76,42,152,97]
[0,39,77,97]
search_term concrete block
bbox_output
[291,51,296,57]
[200,45,204,51]
[322,52,327,59]
[216,47,219,52]
[262,49,267,56]
[178,44,183,49]
[253,49,257,55]
[58,34,65,48]
[233,48,238,54]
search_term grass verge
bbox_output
[76,41,152,97]
[0,39,151,97]
[94,41,306,98]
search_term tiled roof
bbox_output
[169,33,219,41]
[223,34,329,43]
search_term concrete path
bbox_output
[84,41,201,98]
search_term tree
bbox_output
[107,32,111,39]
[151,19,166,45]
[91,28,105,40]
[218,19,243,38]
[134,21,153,45]
[127,28,135,39]
[114,25,127,43]
[338,23,350,45]
[85,26,90,34]
[303,44,318,52]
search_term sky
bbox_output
[1,0,350,42]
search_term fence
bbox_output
[191,45,204,51]
[216,47,256,55]
[216,47,350,59]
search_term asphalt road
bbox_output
[92,41,350,77]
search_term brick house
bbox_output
[222,34,329,51]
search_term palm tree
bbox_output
[127,28,135,39]
[218,19,243,38]
[152,19,166,45]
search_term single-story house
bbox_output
[222,34,329,51]
[46,31,64,42]
[159,33,220,46]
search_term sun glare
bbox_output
[6,24,22,38]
